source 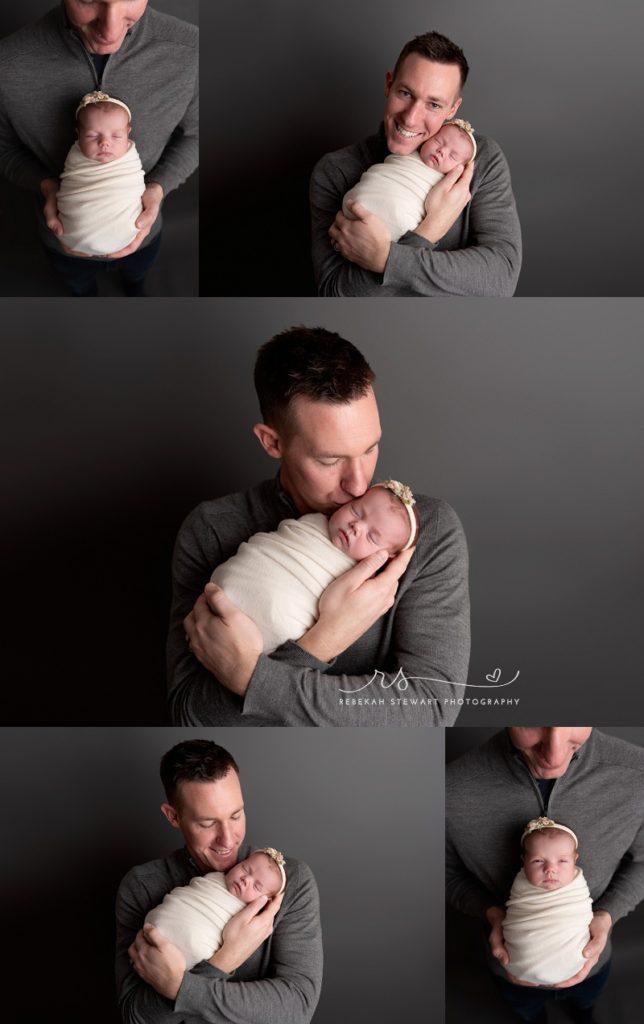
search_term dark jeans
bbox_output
[46,231,162,296]
[495,961,611,1022]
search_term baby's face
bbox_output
[328,486,409,561]
[77,106,131,162]
[225,853,281,904]
[523,833,578,890]
[419,125,473,173]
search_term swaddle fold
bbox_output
[342,152,443,241]
[503,868,593,985]
[145,871,245,970]
[211,512,356,653]
[58,141,144,256]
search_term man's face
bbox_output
[277,388,382,515]
[383,54,463,155]
[508,727,593,779]
[161,770,246,873]
[523,832,578,890]
[64,0,148,55]
[225,853,281,903]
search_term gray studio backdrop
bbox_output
[445,728,644,1024]
[208,0,644,296]
[1,727,444,1024]
[2,298,644,725]
[0,1,199,297]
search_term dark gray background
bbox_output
[204,0,644,296]
[445,727,644,1023]
[0,1,198,297]
[0,726,444,1024]
[2,298,643,724]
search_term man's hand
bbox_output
[108,181,163,259]
[414,161,474,244]
[210,892,285,974]
[297,546,415,662]
[486,906,539,987]
[553,910,612,989]
[41,177,63,237]
[183,583,263,697]
[328,200,391,273]
[128,923,186,1001]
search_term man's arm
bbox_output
[174,861,322,1024]
[445,831,500,920]
[593,817,644,924]
[144,58,199,197]
[311,137,521,297]
[171,500,470,726]
[0,103,51,191]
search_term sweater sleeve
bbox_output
[173,862,322,1024]
[594,817,644,924]
[146,46,199,195]
[116,869,184,1024]
[0,100,51,192]
[445,830,500,920]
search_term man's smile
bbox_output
[394,120,424,139]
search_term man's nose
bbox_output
[215,822,234,847]
[341,462,368,497]
[99,5,124,40]
[540,728,566,765]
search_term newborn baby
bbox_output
[145,848,286,970]
[211,480,418,653]
[57,91,145,256]
[502,818,593,986]
[342,119,476,242]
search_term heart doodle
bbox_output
[486,667,502,683]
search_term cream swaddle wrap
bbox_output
[211,512,356,653]
[145,872,245,970]
[503,868,593,985]
[58,141,144,256]
[342,152,443,241]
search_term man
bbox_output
[0,1,198,295]
[169,326,470,726]
[446,728,644,1022]
[117,738,322,1023]
[310,30,521,297]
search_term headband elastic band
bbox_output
[258,847,287,895]
[521,816,578,849]
[373,480,417,551]
[76,90,132,123]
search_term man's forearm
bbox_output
[0,120,52,192]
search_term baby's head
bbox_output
[328,480,418,561]
[224,848,286,904]
[76,91,132,162]
[521,818,579,891]
[419,120,475,173]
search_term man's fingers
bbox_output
[241,894,270,919]
[345,199,369,221]
[135,208,156,230]
[203,582,240,619]
[460,160,475,186]
[264,890,285,918]
[378,545,415,582]
[142,923,165,948]
[346,548,390,584]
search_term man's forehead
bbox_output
[393,54,462,97]
[177,776,243,815]
[290,391,381,450]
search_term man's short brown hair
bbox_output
[393,31,469,90]
[160,739,239,804]
[254,326,376,433]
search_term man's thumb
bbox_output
[346,199,369,220]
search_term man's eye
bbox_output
[318,459,339,467]
[399,89,411,97]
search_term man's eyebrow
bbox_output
[197,804,244,821]
[398,82,450,105]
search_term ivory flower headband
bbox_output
[258,847,287,895]
[521,817,579,849]
[373,479,418,551]
[443,117,477,161]
[76,90,132,123]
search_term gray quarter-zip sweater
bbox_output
[310,124,522,296]
[0,3,198,251]
[446,729,644,981]
[167,476,470,727]
[116,844,322,1024]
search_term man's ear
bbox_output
[160,802,181,829]
[384,70,394,97]
[446,95,463,120]
[253,422,282,460]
